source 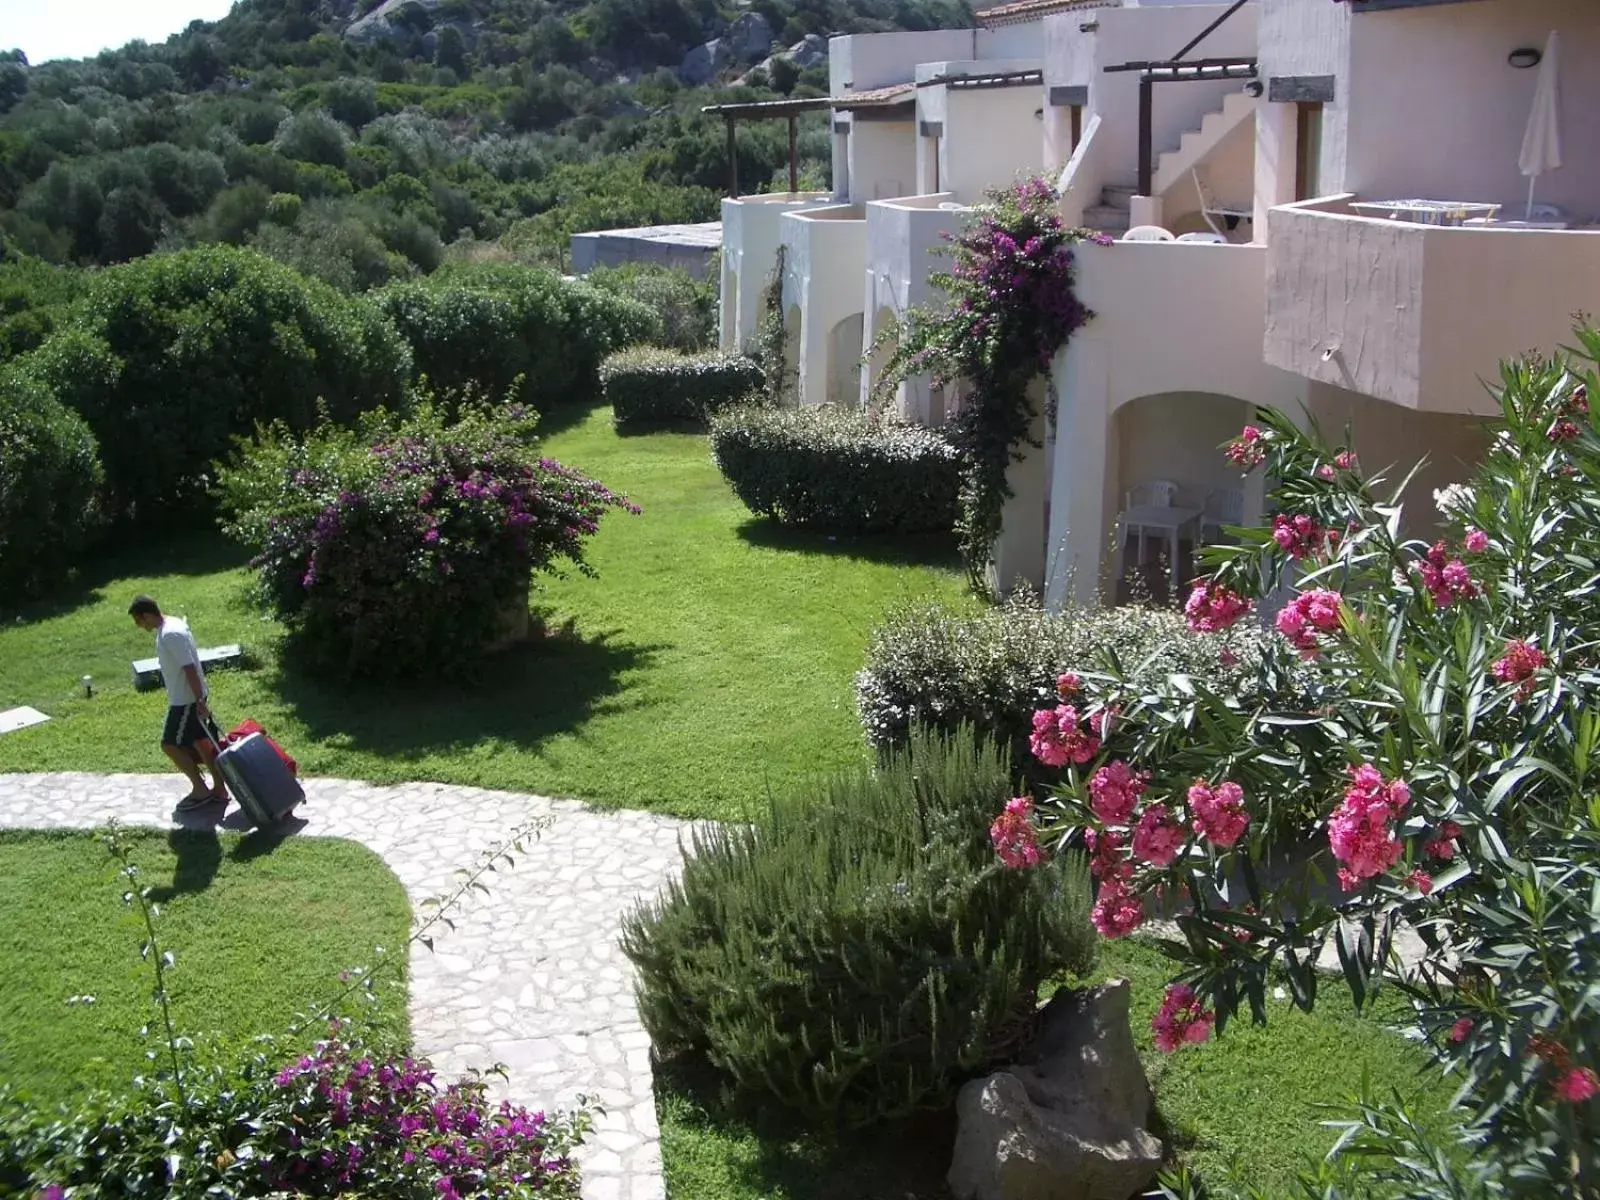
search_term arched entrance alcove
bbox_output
[826,312,864,407]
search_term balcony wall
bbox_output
[781,204,869,407]
[863,193,967,418]
[1263,198,1600,415]
[719,192,833,353]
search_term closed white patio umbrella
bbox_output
[1518,30,1562,220]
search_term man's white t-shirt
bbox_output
[156,617,206,707]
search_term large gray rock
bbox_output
[678,38,733,86]
[345,0,456,45]
[948,980,1164,1200]
[726,12,776,61]
[789,33,828,71]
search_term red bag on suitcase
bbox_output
[224,719,299,778]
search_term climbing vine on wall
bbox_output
[873,177,1106,589]
[754,244,790,406]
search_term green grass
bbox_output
[0,403,971,820]
[0,828,411,1109]
[657,938,1458,1200]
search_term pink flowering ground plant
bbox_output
[996,329,1600,1194]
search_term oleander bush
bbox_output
[620,724,1095,1131]
[10,245,410,520]
[375,262,658,410]
[709,405,962,535]
[602,347,763,432]
[216,395,638,681]
[0,367,103,602]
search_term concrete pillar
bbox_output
[1129,194,1164,230]
[1044,339,1113,611]
[990,378,1052,599]
[719,253,738,353]
[832,123,850,202]
[1254,98,1298,241]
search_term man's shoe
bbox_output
[176,792,218,812]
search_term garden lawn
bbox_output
[656,937,1458,1199]
[0,403,972,821]
[0,828,410,1109]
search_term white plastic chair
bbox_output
[1201,486,1244,543]
[1121,225,1176,242]
[1176,231,1229,244]
[1126,480,1179,509]
[1529,203,1565,221]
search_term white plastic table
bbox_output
[1113,505,1201,597]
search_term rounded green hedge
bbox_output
[0,369,103,601]
[601,347,763,432]
[17,245,410,519]
[375,263,659,409]
[709,405,962,536]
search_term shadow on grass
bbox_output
[532,397,608,440]
[267,616,665,761]
[656,1055,956,1200]
[3,531,251,625]
[735,518,962,571]
[146,828,223,902]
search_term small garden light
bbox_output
[81,675,93,699]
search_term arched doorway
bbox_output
[863,306,898,413]
[826,312,864,407]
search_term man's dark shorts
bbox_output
[162,704,214,751]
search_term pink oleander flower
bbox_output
[1090,877,1145,938]
[1085,826,1133,882]
[1448,1017,1474,1044]
[1219,647,1239,667]
[1184,580,1251,633]
[1418,540,1480,607]
[1133,804,1185,867]
[1272,513,1330,560]
[1464,527,1489,553]
[1556,1067,1600,1104]
[1334,450,1358,470]
[1275,589,1344,658]
[1316,464,1336,480]
[1056,671,1081,698]
[1568,384,1590,416]
[1089,703,1119,739]
[1089,760,1150,826]
[1407,867,1434,896]
[1029,704,1102,767]
[990,797,1043,869]
[1188,779,1250,847]
[1328,763,1410,888]
[1152,983,1215,1052]
[1548,417,1580,444]
[1424,820,1462,861]
[1224,425,1267,469]
[1491,638,1548,700]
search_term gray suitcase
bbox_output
[215,730,304,827]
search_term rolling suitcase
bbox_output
[214,728,305,828]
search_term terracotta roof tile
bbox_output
[977,0,1116,27]
[831,82,917,107]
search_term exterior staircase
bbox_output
[1083,182,1136,236]
[1152,89,1256,199]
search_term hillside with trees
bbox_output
[0,0,971,286]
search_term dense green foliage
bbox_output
[0,254,85,359]
[216,399,638,680]
[0,369,102,600]
[585,260,718,353]
[374,261,656,407]
[602,347,763,431]
[854,590,1270,771]
[709,405,962,534]
[0,0,971,278]
[621,725,1095,1130]
[8,245,410,519]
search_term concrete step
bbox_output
[1083,205,1131,233]
[1100,183,1138,209]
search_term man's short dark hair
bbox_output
[128,595,161,618]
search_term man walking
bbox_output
[129,595,227,812]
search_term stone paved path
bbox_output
[0,772,693,1200]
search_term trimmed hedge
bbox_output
[709,406,962,535]
[0,368,103,601]
[621,724,1094,1130]
[602,348,763,432]
[15,246,410,520]
[375,263,658,410]
[855,589,1270,764]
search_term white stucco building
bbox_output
[711,0,1600,609]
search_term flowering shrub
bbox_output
[995,328,1600,1193]
[217,397,638,680]
[872,177,1103,586]
[0,1021,589,1198]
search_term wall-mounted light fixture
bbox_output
[1508,46,1543,69]
[1034,107,1044,120]
[1243,80,1264,98]
[1079,20,1098,32]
